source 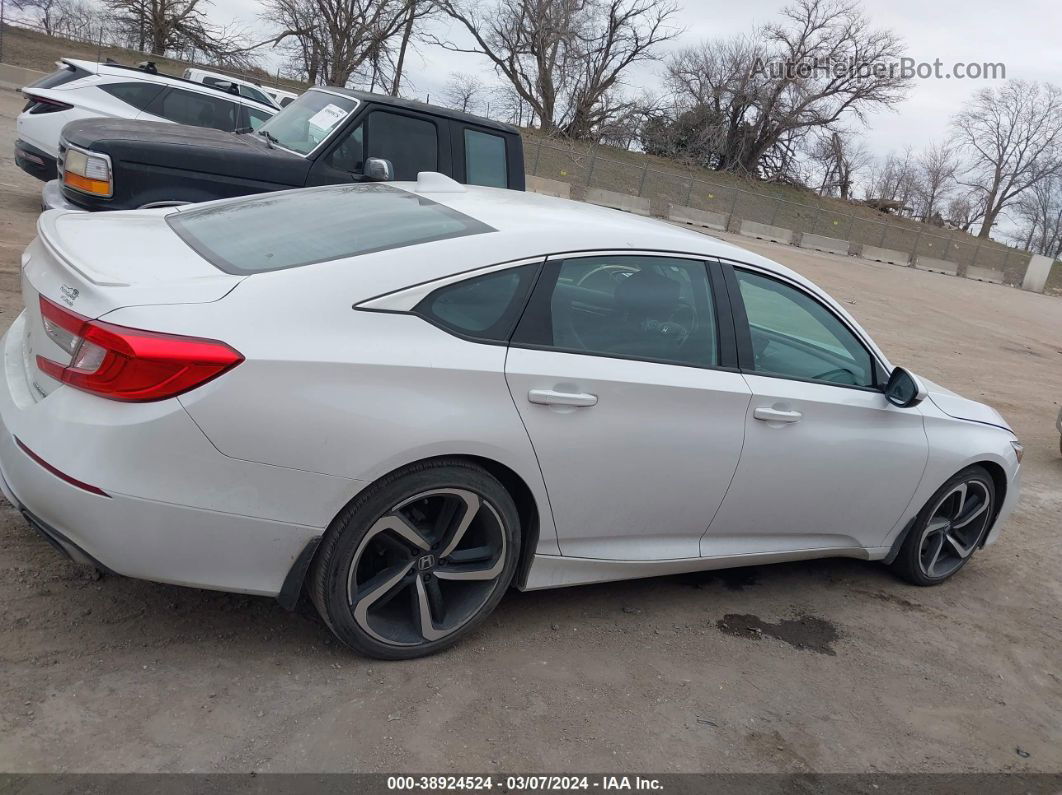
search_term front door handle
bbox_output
[753,407,802,423]
[528,388,598,408]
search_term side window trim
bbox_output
[510,250,739,372]
[720,260,884,391]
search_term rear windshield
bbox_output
[27,62,91,90]
[167,184,495,274]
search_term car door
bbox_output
[702,262,929,556]
[504,253,753,561]
[308,108,446,186]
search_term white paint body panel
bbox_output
[505,347,751,559]
[705,374,929,552]
[0,183,1021,598]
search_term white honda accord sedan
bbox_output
[0,175,1022,658]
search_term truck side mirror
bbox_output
[364,158,394,182]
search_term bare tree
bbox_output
[103,0,252,63]
[913,140,958,223]
[11,0,67,35]
[489,82,534,126]
[1015,176,1062,258]
[864,147,918,212]
[664,0,909,176]
[390,0,435,95]
[443,72,483,114]
[951,80,1062,238]
[944,190,986,233]
[263,0,414,88]
[434,0,679,139]
[810,129,870,200]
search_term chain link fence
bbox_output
[525,137,1059,293]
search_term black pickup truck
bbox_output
[44,87,525,211]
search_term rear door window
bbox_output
[99,82,165,112]
[464,129,507,188]
[366,111,438,180]
[145,88,238,131]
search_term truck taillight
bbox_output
[37,295,243,402]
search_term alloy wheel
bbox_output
[917,480,992,579]
[346,488,507,647]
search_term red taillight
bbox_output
[36,295,243,402]
[23,93,74,113]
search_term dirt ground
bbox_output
[0,88,1059,775]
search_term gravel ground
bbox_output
[0,88,1059,774]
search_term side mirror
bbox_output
[364,157,394,181]
[885,367,927,408]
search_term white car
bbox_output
[16,59,277,182]
[0,177,1022,659]
[181,67,284,110]
[263,86,299,108]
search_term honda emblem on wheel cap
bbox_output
[417,554,436,571]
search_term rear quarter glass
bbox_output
[166,184,495,274]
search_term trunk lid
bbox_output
[20,209,241,399]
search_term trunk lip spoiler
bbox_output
[37,210,130,287]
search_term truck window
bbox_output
[464,129,508,188]
[146,88,238,132]
[325,123,364,173]
[366,111,437,181]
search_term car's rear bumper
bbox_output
[15,140,57,182]
[0,312,357,597]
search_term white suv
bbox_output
[16,59,277,182]
[181,67,282,110]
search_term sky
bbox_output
[220,0,1062,161]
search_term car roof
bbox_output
[389,180,806,281]
[309,87,518,134]
[64,58,277,111]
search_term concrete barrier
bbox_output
[860,245,909,266]
[965,265,1004,284]
[667,204,728,232]
[0,63,46,91]
[738,220,794,245]
[584,187,650,216]
[525,175,570,199]
[1021,254,1053,293]
[799,233,849,256]
[914,256,959,276]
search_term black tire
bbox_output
[309,459,520,659]
[891,465,996,586]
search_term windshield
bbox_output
[256,90,358,155]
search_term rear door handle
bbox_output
[528,388,598,408]
[753,407,802,423]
